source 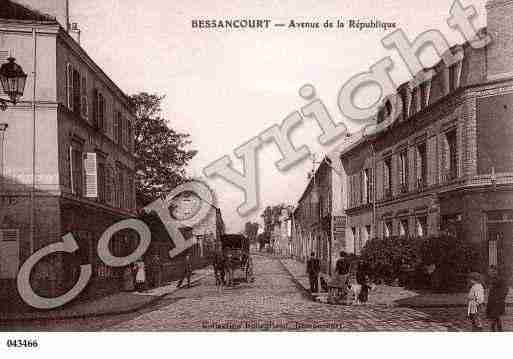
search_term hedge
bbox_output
[360,235,482,292]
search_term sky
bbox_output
[69,0,488,232]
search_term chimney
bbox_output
[13,0,70,30]
[69,22,81,44]
[486,0,513,80]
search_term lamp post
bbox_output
[0,57,28,111]
[0,56,27,195]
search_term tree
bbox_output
[129,92,197,205]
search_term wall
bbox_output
[476,93,513,174]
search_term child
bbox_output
[486,266,509,332]
[467,272,485,331]
[135,260,146,292]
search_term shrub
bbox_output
[361,234,482,292]
[361,236,422,285]
[418,235,482,291]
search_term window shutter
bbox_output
[0,51,9,96]
[84,153,98,198]
[67,64,74,110]
[0,229,20,279]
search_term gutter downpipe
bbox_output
[371,142,377,241]
[29,27,37,255]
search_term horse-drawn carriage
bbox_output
[220,234,254,285]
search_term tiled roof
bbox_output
[0,0,56,22]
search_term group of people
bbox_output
[307,251,371,304]
[467,266,509,332]
[122,253,194,292]
[123,260,148,292]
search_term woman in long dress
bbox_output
[135,260,146,292]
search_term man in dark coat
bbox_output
[335,251,350,276]
[486,266,509,331]
[306,252,320,293]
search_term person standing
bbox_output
[149,254,161,289]
[177,253,193,288]
[356,260,370,304]
[135,260,146,292]
[467,272,485,331]
[335,251,350,276]
[486,266,509,332]
[213,250,226,290]
[306,252,320,293]
[123,265,135,292]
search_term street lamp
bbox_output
[0,57,28,110]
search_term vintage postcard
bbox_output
[0,0,512,345]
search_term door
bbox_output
[0,229,20,279]
[488,222,513,283]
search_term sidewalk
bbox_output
[0,268,211,322]
[280,257,513,308]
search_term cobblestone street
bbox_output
[3,255,512,332]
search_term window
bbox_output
[70,146,83,196]
[72,69,81,116]
[363,168,373,204]
[447,130,457,179]
[127,120,133,152]
[384,221,393,238]
[449,64,458,92]
[115,112,123,145]
[420,82,429,109]
[98,162,106,203]
[116,163,124,208]
[105,165,113,205]
[383,157,392,198]
[93,90,106,131]
[399,218,409,237]
[443,129,458,181]
[364,225,371,247]
[128,174,134,209]
[351,227,358,255]
[401,90,408,121]
[410,87,418,115]
[489,237,498,267]
[416,216,427,237]
[416,142,427,189]
[66,64,74,110]
[80,74,88,119]
[399,151,408,193]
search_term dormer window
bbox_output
[401,90,408,121]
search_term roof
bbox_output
[0,0,56,22]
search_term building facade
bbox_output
[343,0,513,280]
[291,147,348,274]
[0,1,137,307]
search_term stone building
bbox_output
[343,0,513,280]
[291,144,350,274]
[0,0,137,306]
